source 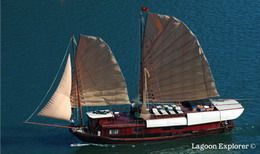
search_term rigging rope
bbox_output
[24,36,73,122]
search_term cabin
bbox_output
[84,99,243,138]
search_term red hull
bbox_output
[70,121,234,144]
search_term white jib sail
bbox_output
[38,54,72,121]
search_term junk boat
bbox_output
[26,8,244,144]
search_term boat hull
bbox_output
[70,121,234,144]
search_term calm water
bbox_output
[2,0,260,153]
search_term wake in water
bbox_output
[70,143,115,147]
[70,143,137,148]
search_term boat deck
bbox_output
[96,102,214,127]
[86,99,243,129]
[145,101,217,119]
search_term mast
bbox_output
[139,7,151,119]
[139,6,149,102]
[72,36,84,126]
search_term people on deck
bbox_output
[196,104,215,112]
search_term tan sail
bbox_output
[142,13,219,102]
[71,35,130,107]
[38,54,72,121]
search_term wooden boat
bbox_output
[26,7,244,144]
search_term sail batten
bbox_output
[142,13,219,102]
[149,44,199,67]
[38,55,72,121]
[144,25,189,61]
[150,79,215,91]
[71,35,130,107]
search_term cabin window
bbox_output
[134,127,144,133]
[109,129,119,135]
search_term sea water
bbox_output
[2,0,260,153]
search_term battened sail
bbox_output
[71,35,130,106]
[142,13,219,102]
[38,55,72,121]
